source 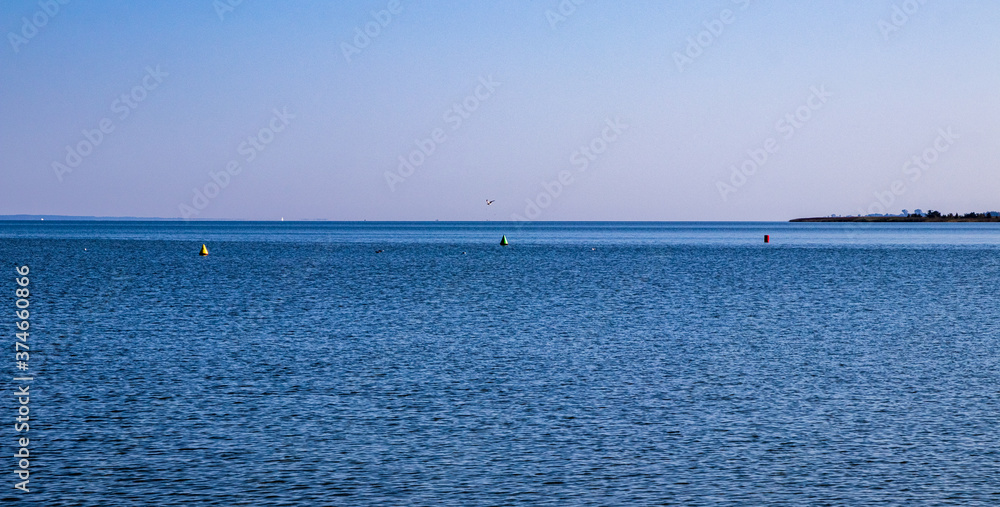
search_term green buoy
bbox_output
[500,235,508,246]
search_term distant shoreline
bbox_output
[791,216,1000,223]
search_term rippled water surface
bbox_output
[3,222,1000,505]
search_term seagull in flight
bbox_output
[486,199,495,205]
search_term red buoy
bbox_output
[764,235,770,243]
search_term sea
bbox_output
[1,221,999,505]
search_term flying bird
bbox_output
[486,199,495,205]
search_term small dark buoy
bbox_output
[500,235,508,246]
[375,249,384,253]
[764,235,770,243]
[199,244,209,256]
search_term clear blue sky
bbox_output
[3,0,999,220]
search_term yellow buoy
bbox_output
[199,244,208,256]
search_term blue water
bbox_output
[3,221,1000,505]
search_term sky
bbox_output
[3,0,1000,221]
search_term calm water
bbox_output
[2,221,1000,505]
